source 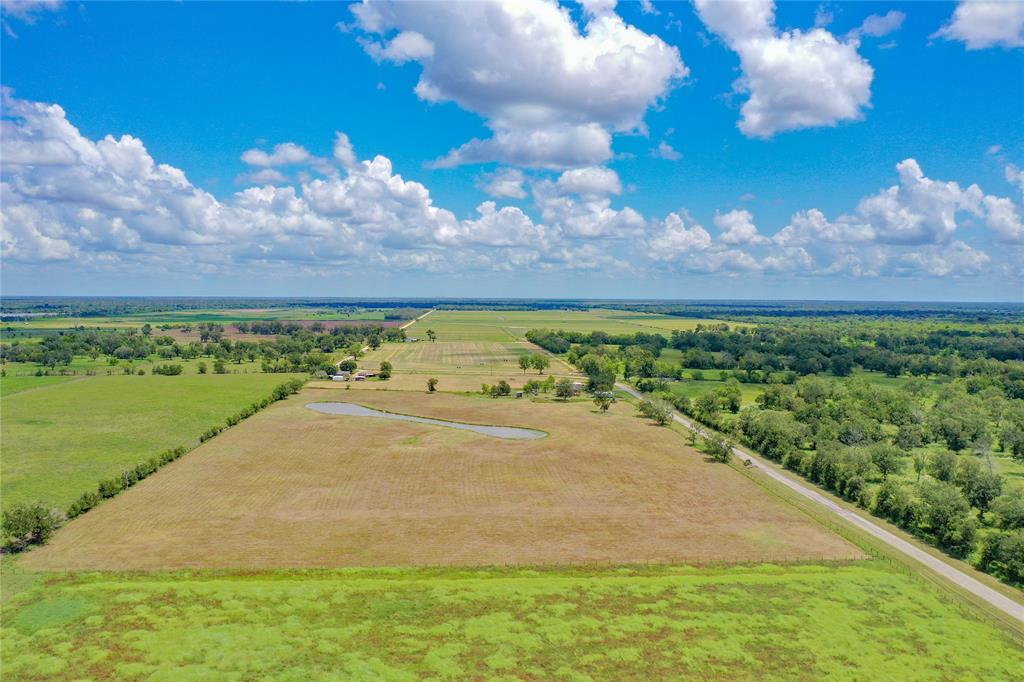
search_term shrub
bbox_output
[1,502,64,551]
[152,363,183,376]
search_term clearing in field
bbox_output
[3,562,1021,680]
[361,339,573,375]
[405,309,742,341]
[0,373,302,510]
[23,388,861,570]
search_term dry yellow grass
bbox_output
[24,389,862,571]
[360,339,574,375]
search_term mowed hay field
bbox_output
[23,388,861,570]
[361,339,574,375]
[406,309,742,341]
[1,373,301,510]
[4,563,1022,681]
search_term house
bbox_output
[353,374,366,381]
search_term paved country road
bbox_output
[616,382,1024,624]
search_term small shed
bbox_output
[571,381,584,395]
[515,391,524,398]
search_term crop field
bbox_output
[3,562,1022,680]
[1,373,300,510]
[360,339,574,375]
[22,388,860,571]
[406,309,739,342]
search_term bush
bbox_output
[152,363,183,376]
[67,491,102,518]
[638,399,672,426]
[2,502,64,551]
[703,435,733,463]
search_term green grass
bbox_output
[0,375,76,397]
[1,561,1020,680]
[408,310,738,342]
[1,373,300,511]
[665,379,762,406]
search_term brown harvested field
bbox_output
[307,373,578,393]
[23,388,862,571]
[287,319,404,329]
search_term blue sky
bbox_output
[1,0,1022,300]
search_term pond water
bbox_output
[306,402,547,440]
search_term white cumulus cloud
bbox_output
[934,1,1024,49]
[351,0,686,167]
[694,0,873,138]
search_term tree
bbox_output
[197,361,207,374]
[339,359,357,373]
[913,452,927,482]
[869,443,903,480]
[704,435,733,463]
[717,379,743,413]
[593,392,614,412]
[555,378,575,401]
[638,399,672,426]
[426,329,436,343]
[518,355,531,374]
[2,502,64,551]
[213,358,227,374]
[379,361,392,380]
[694,392,720,423]
[141,323,152,337]
[917,480,977,557]
[427,377,438,393]
[928,450,958,482]
[530,354,550,374]
[954,458,1003,517]
[489,380,512,398]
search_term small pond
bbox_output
[306,402,547,440]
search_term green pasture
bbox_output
[2,356,267,378]
[1,373,300,511]
[0,375,77,397]
[2,561,1020,680]
[408,310,737,342]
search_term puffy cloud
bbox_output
[441,201,547,247]
[431,123,613,169]
[933,1,1024,49]
[849,10,905,40]
[898,241,991,277]
[351,0,686,167]
[1,0,59,16]
[854,159,983,244]
[639,0,659,16]
[647,212,712,260]
[1006,164,1024,195]
[234,168,287,186]
[982,194,1024,242]
[241,142,312,167]
[713,209,766,244]
[650,140,681,160]
[533,174,643,238]
[480,168,528,199]
[694,0,873,138]
[555,166,621,196]
[773,159,1019,247]
[772,208,875,246]
[362,30,434,63]
[332,132,358,170]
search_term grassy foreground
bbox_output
[1,373,300,510]
[2,561,1021,680]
